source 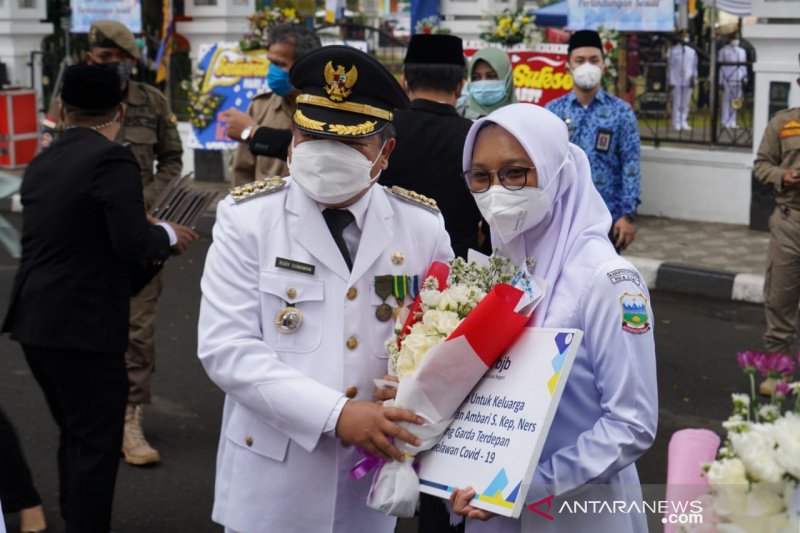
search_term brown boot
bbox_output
[122,403,160,466]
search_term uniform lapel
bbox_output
[286,183,351,281]
[350,186,395,283]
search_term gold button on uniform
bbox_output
[345,386,358,399]
[245,436,254,447]
[346,287,358,300]
[346,336,358,350]
[286,287,297,299]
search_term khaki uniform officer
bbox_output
[198,46,454,533]
[226,24,321,185]
[87,20,183,466]
[755,103,800,369]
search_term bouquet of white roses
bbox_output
[364,253,539,517]
[686,352,800,533]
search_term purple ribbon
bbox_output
[351,448,384,480]
[350,448,421,481]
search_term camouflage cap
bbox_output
[89,20,139,60]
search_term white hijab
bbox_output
[463,103,615,326]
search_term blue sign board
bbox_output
[567,0,675,32]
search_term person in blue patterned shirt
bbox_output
[546,30,641,252]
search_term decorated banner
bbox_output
[566,0,675,32]
[464,43,572,106]
[70,0,142,33]
[187,42,270,150]
[417,327,582,518]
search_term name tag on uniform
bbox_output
[275,257,316,276]
[596,128,612,153]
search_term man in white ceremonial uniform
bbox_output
[668,33,697,131]
[718,34,747,129]
[198,46,454,533]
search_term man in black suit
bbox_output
[379,34,483,259]
[1,64,196,533]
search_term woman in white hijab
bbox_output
[450,103,658,533]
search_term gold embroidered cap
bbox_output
[288,45,409,138]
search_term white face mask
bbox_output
[472,182,554,243]
[571,63,603,91]
[288,138,384,204]
[730,39,740,47]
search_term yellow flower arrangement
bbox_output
[240,6,301,52]
[480,9,538,47]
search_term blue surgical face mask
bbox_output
[470,80,506,106]
[267,63,293,96]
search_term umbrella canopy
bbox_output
[530,0,568,28]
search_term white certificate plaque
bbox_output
[417,327,582,518]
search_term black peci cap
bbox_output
[61,64,123,110]
[568,30,603,56]
[404,34,465,66]
[288,45,409,138]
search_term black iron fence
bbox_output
[632,35,754,149]
[312,22,409,75]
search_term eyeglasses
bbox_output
[461,166,536,193]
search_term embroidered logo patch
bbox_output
[620,292,650,334]
[607,268,641,286]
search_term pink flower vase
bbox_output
[664,429,720,533]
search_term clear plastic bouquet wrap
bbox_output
[362,254,539,517]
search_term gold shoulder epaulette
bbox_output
[385,186,439,213]
[230,177,287,203]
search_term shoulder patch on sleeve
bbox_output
[620,292,651,334]
[230,176,288,204]
[384,185,439,213]
[607,268,641,286]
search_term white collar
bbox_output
[317,185,374,231]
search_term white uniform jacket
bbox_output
[467,256,658,533]
[198,180,453,533]
[718,44,747,86]
[668,44,697,87]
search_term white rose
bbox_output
[743,482,785,516]
[422,309,461,337]
[724,510,789,533]
[395,329,441,378]
[730,426,785,483]
[708,458,749,516]
[420,289,442,310]
[707,458,748,487]
[771,413,800,478]
[446,285,470,306]
[437,290,459,311]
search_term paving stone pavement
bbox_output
[623,215,771,302]
[0,171,774,301]
[625,215,770,276]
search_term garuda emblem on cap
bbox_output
[324,62,357,102]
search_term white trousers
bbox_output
[721,83,742,128]
[671,85,692,128]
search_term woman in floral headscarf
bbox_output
[450,103,658,533]
[457,48,517,120]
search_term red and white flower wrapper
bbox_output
[367,283,532,517]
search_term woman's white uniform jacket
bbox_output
[198,179,453,533]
